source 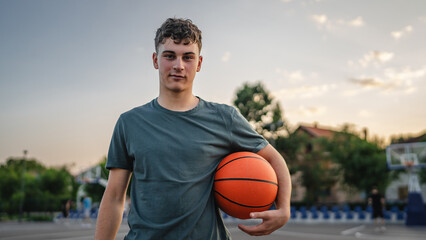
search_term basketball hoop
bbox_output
[386,141,426,226]
[386,143,426,193]
[386,143,426,170]
[404,161,414,168]
[82,177,91,183]
[401,153,418,169]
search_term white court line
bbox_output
[228,227,355,240]
[341,225,365,235]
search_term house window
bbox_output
[306,143,313,153]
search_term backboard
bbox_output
[386,142,426,170]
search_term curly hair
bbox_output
[154,18,202,53]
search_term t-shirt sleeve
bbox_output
[106,115,134,171]
[228,107,269,153]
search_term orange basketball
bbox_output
[214,152,278,219]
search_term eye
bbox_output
[163,54,175,59]
[183,55,195,60]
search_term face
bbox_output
[153,38,203,94]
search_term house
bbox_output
[290,123,364,204]
[295,123,335,139]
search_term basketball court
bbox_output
[1,220,426,240]
[2,143,424,239]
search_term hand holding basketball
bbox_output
[215,146,292,236]
[214,152,278,219]
[238,209,289,236]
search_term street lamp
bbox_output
[18,150,27,222]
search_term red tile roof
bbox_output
[296,124,335,138]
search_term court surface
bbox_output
[1,220,426,240]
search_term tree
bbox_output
[283,132,338,205]
[233,82,286,136]
[327,127,390,194]
[233,82,339,204]
[0,157,74,217]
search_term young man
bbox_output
[368,187,386,231]
[95,18,291,240]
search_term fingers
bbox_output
[237,211,273,236]
[249,211,268,219]
[238,223,272,236]
[237,210,288,236]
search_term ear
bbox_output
[196,55,203,72]
[152,52,159,69]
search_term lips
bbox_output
[170,74,185,79]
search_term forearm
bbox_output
[95,193,126,240]
[272,156,291,213]
[258,144,292,217]
[238,144,291,235]
[95,168,131,240]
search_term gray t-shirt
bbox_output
[106,98,268,240]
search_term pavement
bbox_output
[1,219,426,240]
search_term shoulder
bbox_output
[200,98,237,116]
[119,100,155,120]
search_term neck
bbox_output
[157,92,199,111]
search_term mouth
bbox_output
[170,74,185,80]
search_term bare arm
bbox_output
[95,168,132,240]
[238,144,292,236]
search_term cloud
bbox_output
[275,68,320,83]
[348,16,365,27]
[374,51,394,62]
[391,25,413,40]
[311,15,365,31]
[419,16,426,23]
[273,84,337,99]
[349,76,402,93]
[221,52,231,62]
[275,68,305,82]
[350,51,394,68]
[288,105,327,117]
[384,66,426,80]
[349,77,384,88]
[336,16,365,27]
[348,66,426,94]
[312,14,328,25]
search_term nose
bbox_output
[173,58,184,71]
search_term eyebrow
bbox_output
[161,50,196,55]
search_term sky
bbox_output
[1,0,426,173]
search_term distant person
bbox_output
[368,187,386,231]
[62,199,71,218]
[95,17,291,240]
[83,195,92,220]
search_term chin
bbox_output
[167,86,186,93]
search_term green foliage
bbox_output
[275,132,306,173]
[40,168,73,195]
[233,81,339,204]
[327,129,390,193]
[0,157,75,218]
[233,82,284,135]
[232,82,394,204]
